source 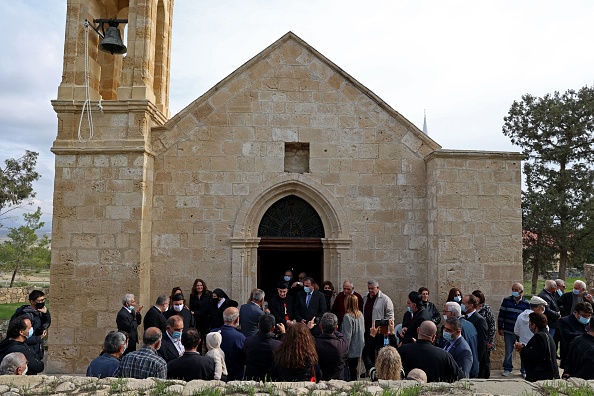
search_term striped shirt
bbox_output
[116,346,167,379]
[497,296,530,333]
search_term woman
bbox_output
[209,288,232,329]
[322,281,336,311]
[169,287,189,310]
[516,312,559,382]
[374,346,402,381]
[271,322,322,382]
[472,290,496,350]
[189,278,211,352]
[341,294,365,381]
[446,288,463,303]
[418,287,441,325]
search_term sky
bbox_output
[0,1,593,234]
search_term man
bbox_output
[559,301,592,368]
[239,288,265,337]
[497,282,530,377]
[563,313,594,380]
[116,293,143,354]
[211,307,246,381]
[158,315,185,362]
[0,352,27,375]
[554,279,566,298]
[167,329,215,381]
[164,293,196,331]
[289,272,307,296]
[116,327,167,379]
[400,291,432,345]
[514,296,547,348]
[442,316,473,378]
[461,294,489,378]
[419,287,441,325]
[143,295,169,333]
[559,280,593,317]
[268,282,295,326]
[443,301,478,378]
[538,280,562,337]
[294,277,327,328]
[314,312,349,380]
[0,316,44,374]
[244,314,284,381]
[331,280,363,329]
[361,279,394,374]
[553,279,566,354]
[86,331,127,378]
[11,290,51,360]
[399,321,463,383]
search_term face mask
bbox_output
[172,331,183,339]
[303,287,311,294]
[557,290,563,297]
[284,276,291,282]
[512,291,520,298]
[453,296,462,302]
[573,289,581,295]
[578,316,591,325]
[212,297,219,302]
[27,327,34,338]
[21,366,28,376]
[122,344,127,354]
[35,302,45,309]
[442,331,453,342]
[407,306,413,313]
[323,290,332,297]
[173,304,183,312]
[461,304,468,313]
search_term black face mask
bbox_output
[323,290,333,297]
[35,302,45,309]
[212,297,219,303]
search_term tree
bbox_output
[0,208,50,287]
[0,151,40,224]
[503,85,594,280]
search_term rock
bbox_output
[124,378,155,390]
[166,384,185,393]
[55,381,76,392]
[363,385,383,394]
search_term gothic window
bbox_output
[258,195,324,238]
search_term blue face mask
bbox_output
[407,306,413,314]
[512,291,520,298]
[578,316,591,325]
[303,286,311,294]
[27,327,34,338]
[453,296,462,302]
[442,331,453,342]
[172,331,183,340]
[284,276,291,282]
[460,304,467,313]
[573,289,581,295]
[557,290,563,297]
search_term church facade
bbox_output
[49,0,522,372]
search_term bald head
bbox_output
[223,307,240,326]
[417,321,437,341]
[143,327,162,349]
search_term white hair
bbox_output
[545,280,557,289]
[122,294,135,305]
[0,352,26,375]
[574,280,587,290]
[445,302,462,317]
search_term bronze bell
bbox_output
[99,23,127,55]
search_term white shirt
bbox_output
[167,331,184,356]
[217,297,226,309]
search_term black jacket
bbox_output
[294,290,326,323]
[559,314,588,366]
[564,332,594,379]
[143,306,167,333]
[314,331,349,380]
[0,338,44,374]
[167,351,215,381]
[164,307,196,331]
[466,311,488,369]
[244,331,282,381]
[268,295,295,326]
[399,339,463,383]
[158,334,182,362]
[12,305,51,359]
[400,307,432,345]
[538,289,561,329]
[189,292,211,334]
[116,307,142,352]
[520,330,559,382]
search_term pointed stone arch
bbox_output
[231,174,351,302]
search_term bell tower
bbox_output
[49,0,173,372]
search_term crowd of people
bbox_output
[0,275,592,383]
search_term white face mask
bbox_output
[21,365,28,375]
[173,304,183,312]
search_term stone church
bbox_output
[49,0,522,372]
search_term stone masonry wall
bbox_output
[0,287,41,304]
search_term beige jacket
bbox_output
[362,290,394,322]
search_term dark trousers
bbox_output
[478,349,491,378]
[346,357,359,381]
[362,334,383,371]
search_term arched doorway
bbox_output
[257,195,324,295]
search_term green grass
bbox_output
[0,302,26,320]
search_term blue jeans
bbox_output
[503,331,516,372]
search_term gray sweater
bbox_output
[341,313,365,358]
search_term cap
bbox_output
[529,296,548,306]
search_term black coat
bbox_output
[164,307,196,331]
[158,335,182,362]
[294,290,326,323]
[559,314,588,366]
[399,339,463,383]
[116,307,142,352]
[143,306,167,333]
[564,332,594,379]
[244,331,282,381]
[314,331,349,381]
[209,299,231,329]
[520,330,559,382]
[268,295,295,325]
[167,351,216,381]
[0,338,44,375]
[189,292,212,335]
[400,307,432,345]
[12,305,51,360]
[538,289,561,329]
[466,311,488,371]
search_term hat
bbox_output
[277,281,289,289]
[408,291,423,305]
[172,293,184,302]
[529,296,548,306]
